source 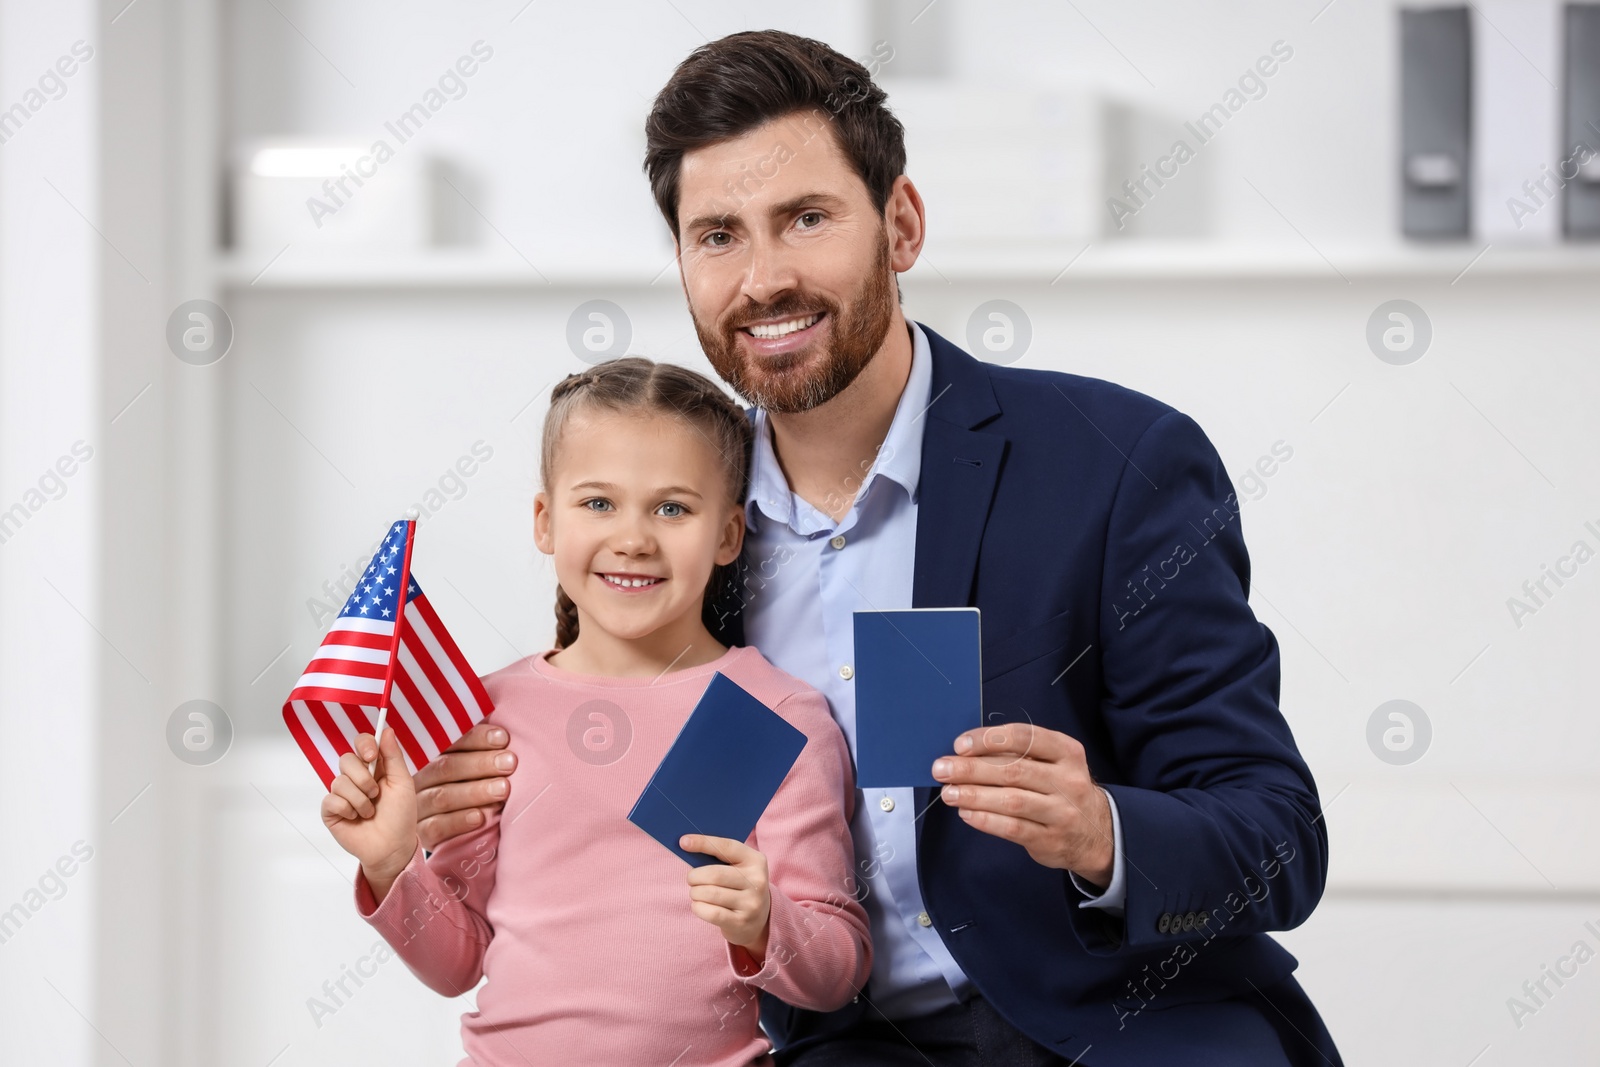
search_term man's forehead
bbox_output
[677,111,854,219]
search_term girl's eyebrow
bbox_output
[569,480,704,500]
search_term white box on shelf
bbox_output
[883,83,1106,248]
[233,138,436,250]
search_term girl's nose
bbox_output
[611,516,657,555]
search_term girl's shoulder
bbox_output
[721,645,835,727]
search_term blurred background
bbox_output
[1,0,1597,1063]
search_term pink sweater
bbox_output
[354,643,871,1066]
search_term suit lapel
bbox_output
[907,327,1007,835]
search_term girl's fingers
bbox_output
[689,900,736,926]
[377,728,410,786]
[337,750,380,799]
[330,774,376,820]
[686,864,749,890]
[689,884,749,910]
[321,792,358,822]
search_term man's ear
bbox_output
[885,174,926,274]
[532,492,554,554]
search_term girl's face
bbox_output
[533,409,744,646]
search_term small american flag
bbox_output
[282,519,494,789]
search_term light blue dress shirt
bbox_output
[741,320,1124,1021]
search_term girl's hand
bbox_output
[682,835,771,958]
[321,729,418,903]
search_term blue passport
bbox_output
[854,607,983,787]
[627,671,808,867]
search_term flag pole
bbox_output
[370,517,415,776]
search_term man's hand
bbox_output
[932,723,1115,888]
[681,835,772,959]
[413,722,516,851]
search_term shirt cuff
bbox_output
[1068,788,1125,916]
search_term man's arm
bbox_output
[413,722,517,851]
[1077,408,1328,953]
[934,408,1327,954]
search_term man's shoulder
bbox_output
[939,342,1186,457]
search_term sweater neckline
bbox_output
[528,643,746,688]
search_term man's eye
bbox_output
[797,212,823,228]
[704,231,731,247]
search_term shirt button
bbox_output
[879,796,895,812]
[917,911,933,927]
[830,535,846,549]
[839,664,854,680]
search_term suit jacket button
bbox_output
[1196,909,1210,927]
[1157,912,1172,934]
[1183,912,1197,931]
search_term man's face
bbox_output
[674,112,897,414]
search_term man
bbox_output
[416,30,1339,1067]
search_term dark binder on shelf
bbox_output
[853,607,983,787]
[1400,6,1473,238]
[1564,3,1600,238]
[627,672,808,867]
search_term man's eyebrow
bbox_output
[766,192,847,218]
[681,192,849,235]
[682,210,735,235]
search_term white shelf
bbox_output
[214,240,1600,291]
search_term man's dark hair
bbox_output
[643,30,906,238]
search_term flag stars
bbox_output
[381,608,391,617]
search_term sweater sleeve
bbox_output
[353,811,502,997]
[727,688,872,1011]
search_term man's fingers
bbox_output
[413,746,516,793]
[416,806,489,852]
[932,752,1056,791]
[955,807,1045,849]
[954,722,1078,761]
[415,777,510,822]
[448,722,509,754]
[940,783,1056,824]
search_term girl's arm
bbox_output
[729,689,872,1011]
[354,809,501,998]
[323,728,500,997]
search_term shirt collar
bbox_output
[745,319,933,531]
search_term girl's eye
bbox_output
[658,501,686,518]
[797,211,823,229]
[582,498,612,512]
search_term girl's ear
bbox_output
[714,502,745,566]
[532,491,554,555]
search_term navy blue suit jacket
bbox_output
[711,325,1340,1066]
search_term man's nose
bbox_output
[740,234,800,307]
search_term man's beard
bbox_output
[693,232,895,415]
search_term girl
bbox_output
[321,358,871,1065]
